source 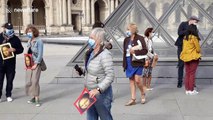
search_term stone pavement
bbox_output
[0,43,213,120]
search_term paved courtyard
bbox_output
[0,43,213,120]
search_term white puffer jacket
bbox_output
[84,49,114,93]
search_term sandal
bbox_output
[125,98,136,106]
[141,94,146,104]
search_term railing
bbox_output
[13,25,46,35]
[33,25,45,30]
[13,26,23,30]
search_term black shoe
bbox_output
[177,82,182,88]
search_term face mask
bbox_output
[5,29,14,36]
[88,38,96,49]
[151,33,155,37]
[126,31,132,37]
[27,32,33,39]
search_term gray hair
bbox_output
[90,28,107,46]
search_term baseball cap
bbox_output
[2,23,13,29]
[189,16,200,22]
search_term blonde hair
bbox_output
[128,23,138,33]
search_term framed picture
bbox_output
[24,54,34,69]
[74,88,97,115]
[0,43,14,60]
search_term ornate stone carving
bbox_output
[72,0,81,8]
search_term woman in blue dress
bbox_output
[123,23,148,105]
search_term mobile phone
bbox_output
[74,64,83,76]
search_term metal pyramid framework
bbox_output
[68,0,213,66]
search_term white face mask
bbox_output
[5,29,14,36]
[126,31,132,37]
[151,32,156,38]
[88,38,96,49]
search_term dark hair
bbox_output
[2,45,10,49]
[25,25,39,37]
[144,28,153,37]
[185,24,200,41]
[92,21,105,29]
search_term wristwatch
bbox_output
[96,88,102,94]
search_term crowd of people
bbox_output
[0,15,202,120]
[0,23,45,107]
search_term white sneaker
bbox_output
[147,88,153,91]
[192,90,199,94]
[7,97,13,102]
[185,91,190,95]
[0,99,1,102]
[189,90,199,95]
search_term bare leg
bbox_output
[35,96,41,107]
[129,78,136,100]
[125,77,136,106]
[135,75,146,104]
[147,76,153,91]
[142,76,147,90]
[147,76,152,88]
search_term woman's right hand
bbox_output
[89,89,99,98]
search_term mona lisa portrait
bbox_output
[24,54,34,69]
[0,43,14,60]
[74,88,97,114]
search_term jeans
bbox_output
[87,86,113,120]
[0,63,16,98]
[184,60,199,91]
[177,46,184,83]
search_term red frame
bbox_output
[24,54,34,69]
[74,88,97,115]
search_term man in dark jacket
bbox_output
[0,23,24,102]
[175,16,199,88]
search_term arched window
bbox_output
[94,0,106,23]
[7,0,23,26]
[32,0,45,25]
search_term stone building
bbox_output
[0,0,212,35]
[0,0,121,35]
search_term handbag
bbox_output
[40,59,47,71]
[132,54,146,66]
[132,54,147,62]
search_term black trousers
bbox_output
[177,46,184,83]
[0,63,16,98]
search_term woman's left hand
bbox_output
[31,64,38,70]
[89,89,99,98]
